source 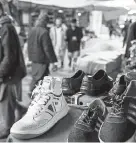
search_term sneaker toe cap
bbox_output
[99,120,127,142]
[68,127,96,142]
[10,119,35,133]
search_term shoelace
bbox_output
[104,80,121,105]
[28,93,51,116]
[32,77,52,98]
[31,80,43,98]
[110,95,124,117]
[28,77,53,115]
[81,107,99,125]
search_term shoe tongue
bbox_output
[113,75,126,95]
[114,84,126,95]
[88,107,98,118]
[43,77,52,91]
[53,77,62,95]
[83,108,98,124]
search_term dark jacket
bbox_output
[28,26,57,64]
[125,22,136,58]
[66,27,83,52]
[0,15,26,83]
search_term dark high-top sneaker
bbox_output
[62,70,85,96]
[104,72,136,107]
[103,75,127,107]
[99,80,136,142]
[68,99,108,142]
[72,70,113,106]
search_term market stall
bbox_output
[4,1,136,142]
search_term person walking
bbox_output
[66,19,83,70]
[28,13,57,93]
[108,23,114,39]
[50,17,67,70]
[0,2,26,138]
[122,20,132,48]
[125,21,136,58]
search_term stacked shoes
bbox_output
[68,71,136,142]
[10,77,69,139]
[62,69,113,106]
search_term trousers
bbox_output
[30,63,49,92]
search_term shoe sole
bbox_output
[98,123,136,143]
[11,105,69,140]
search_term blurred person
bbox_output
[81,30,91,49]
[0,2,26,138]
[122,20,132,47]
[125,21,136,58]
[28,13,57,94]
[66,19,83,70]
[50,17,67,70]
[18,30,26,49]
[23,34,32,67]
[108,23,114,39]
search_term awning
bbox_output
[18,0,129,11]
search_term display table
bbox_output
[7,106,136,142]
[7,107,99,142]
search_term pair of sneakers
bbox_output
[99,72,136,142]
[68,72,136,142]
[62,70,113,106]
[10,77,69,140]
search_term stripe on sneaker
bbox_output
[48,104,54,112]
[127,102,136,125]
[128,110,136,118]
[95,117,104,132]
[98,117,103,124]
[129,103,136,110]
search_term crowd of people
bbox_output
[27,14,84,94]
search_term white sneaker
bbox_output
[10,77,69,139]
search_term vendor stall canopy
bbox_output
[18,0,136,10]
